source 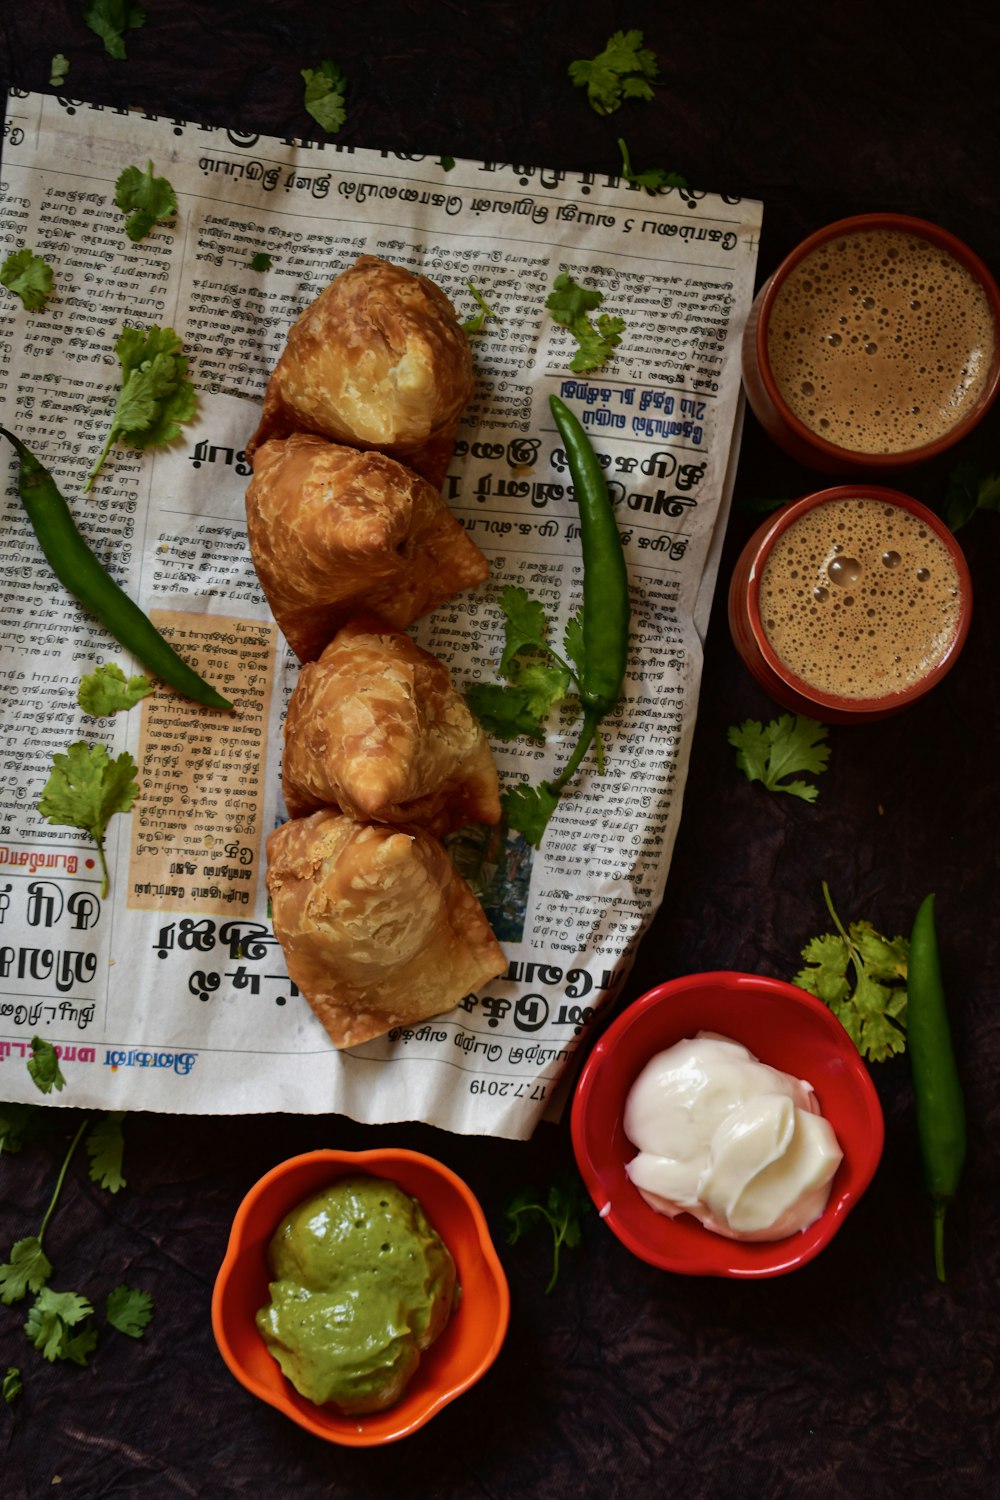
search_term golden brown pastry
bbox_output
[245,433,488,662]
[247,255,474,488]
[266,810,507,1049]
[281,615,501,834]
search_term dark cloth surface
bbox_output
[1,3,998,1496]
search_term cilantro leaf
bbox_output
[617,137,688,194]
[793,883,909,1062]
[795,932,852,1007]
[106,1284,153,1338]
[27,1036,66,1096]
[568,313,625,374]
[494,585,550,672]
[505,1174,590,1292]
[942,457,1000,532]
[468,659,572,739]
[85,324,197,491]
[86,1111,127,1193]
[859,1009,908,1062]
[728,714,830,801]
[546,272,605,327]
[466,585,574,744]
[462,280,498,335]
[84,0,146,60]
[77,663,153,716]
[1,247,54,311]
[49,53,70,88]
[0,1238,53,1305]
[114,161,177,242]
[546,272,625,373]
[513,660,574,719]
[0,1104,45,1156]
[63,1322,101,1366]
[25,1288,95,1364]
[568,29,659,115]
[437,154,456,171]
[467,577,614,847]
[501,780,561,849]
[1,1117,89,1317]
[466,682,550,742]
[853,923,909,983]
[3,1367,22,1404]
[249,251,272,272]
[37,741,139,898]
[302,58,348,134]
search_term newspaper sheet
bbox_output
[0,90,762,1138]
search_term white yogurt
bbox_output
[624,1033,843,1242]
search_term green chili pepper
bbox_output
[547,394,630,787]
[550,394,630,715]
[1,427,232,711]
[907,892,966,1282]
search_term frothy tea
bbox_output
[766,227,995,454]
[759,497,961,700]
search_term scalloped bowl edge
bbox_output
[211,1147,510,1444]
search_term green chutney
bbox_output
[255,1174,459,1413]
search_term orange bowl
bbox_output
[571,972,884,1278]
[212,1147,510,1444]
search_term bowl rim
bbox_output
[748,211,1000,468]
[211,1145,510,1445]
[570,971,885,1278]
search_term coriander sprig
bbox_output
[545,271,625,373]
[462,280,498,335]
[37,742,139,899]
[504,1174,590,1293]
[85,324,197,491]
[617,137,688,194]
[77,663,153,717]
[302,58,348,133]
[568,29,659,115]
[728,713,831,802]
[84,0,147,60]
[0,247,54,310]
[0,1055,153,1384]
[793,881,909,1062]
[466,586,600,847]
[114,161,178,242]
[0,1115,88,1305]
[27,1036,67,1097]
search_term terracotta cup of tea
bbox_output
[728,486,973,723]
[741,213,1000,473]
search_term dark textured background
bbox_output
[2,3,998,1496]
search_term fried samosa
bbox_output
[247,255,474,488]
[266,810,507,1049]
[281,616,501,834]
[245,433,488,662]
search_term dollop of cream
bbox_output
[624,1033,843,1241]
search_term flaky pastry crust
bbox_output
[281,615,501,834]
[245,433,488,662]
[266,810,507,1049]
[247,255,474,488]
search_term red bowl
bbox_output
[212,1148,510,1444]
[571,972,884,1278]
